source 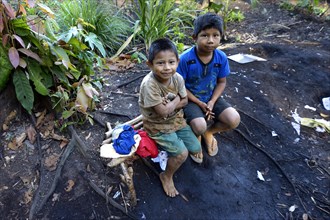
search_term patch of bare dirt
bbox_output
[1,1,329,219]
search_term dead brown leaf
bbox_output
[3,110,17,130]
[51,132,68,142]
[65,180,75,192]
[59,140,68,149]
[26,125,37,144]
[36,110,47,128]
[23,189,33,204]
[44,153,60,171]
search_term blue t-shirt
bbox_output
[177,46,230,103]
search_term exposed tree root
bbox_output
[234,128,309,214]
[86,176,139,220]
[29,138,76,220]
[117,74,146,88]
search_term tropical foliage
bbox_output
[0,0,104,127]
[56,0,131,56]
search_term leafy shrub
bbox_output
[132,0,197,52]
[0,0,104,128]
[56,0,131,56]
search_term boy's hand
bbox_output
[205,110,215,121]
[207,100,215,112]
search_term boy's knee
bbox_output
[190,118,207,136]
[178,149,188,161]
[230,113,241,129]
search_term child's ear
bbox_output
[192,35,197,41]
[146,60,153,68]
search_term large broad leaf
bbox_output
[27,61,49,96]
[2,0,16,18]
[49,66,70,87]
[9,47,20,68]
[18,48,42,63]
[84,33,106,57]
[13,69,34,114]
[51,46,72,68]
[12,17,31,36]
[0,45,13,92]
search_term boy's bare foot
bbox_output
[159,172,179,197]
[203,134,218,156]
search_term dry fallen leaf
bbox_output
[65,180,75,192]
[16,132,27,147]
[8,140,18,150]
[23,189,33,204]
[44,153,60,171]
[3,110,17,130]
[36,110,47,128]
[59,140,68,149]
[26,125,37,144]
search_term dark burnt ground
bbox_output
[0,1,329,220]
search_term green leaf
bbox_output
[62,110,75,119]
[84,33,106,57]
[0,45,13,92]
[27,61,49,96]
[12,17,31,36]
[68,38,88,51]
[50,66,70,87]
[13,69,34,114]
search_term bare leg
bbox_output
[159,150,188,197]
[204,107,240,154]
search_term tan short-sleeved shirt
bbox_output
[139,72,187,135]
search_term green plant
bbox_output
[207,0,244,40]
[0,0,104,128]
[130,51,147,63]
[280,0,329,17]
[132,0,196,52]
[56,0,131,56]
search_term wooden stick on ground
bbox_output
[120,162,137,206]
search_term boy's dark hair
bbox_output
[193,13,224,36]
[148,38,178,63]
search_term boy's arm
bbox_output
[186,89,209,113]
[208,77,227,110]
[153,95,186,118]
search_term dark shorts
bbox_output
[149,125,201,157]
[184,98,231,124]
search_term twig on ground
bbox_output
[120,162,137,206]
[86,177,139,219]
[117,74,146,88]
[29,138,76,219]
[97,110,132,119]
[68,126,87,157]
[237,108,273,131]
[28,114,44,220]
[234,128,308,213]
[110,91,139,98]
[119,184,128,213]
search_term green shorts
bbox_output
[149,125,201,157]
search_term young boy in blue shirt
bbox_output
[139,38,202,197]
[177,13,240,158]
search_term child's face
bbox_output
[194,27,221,54]
[147,50,179,83]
